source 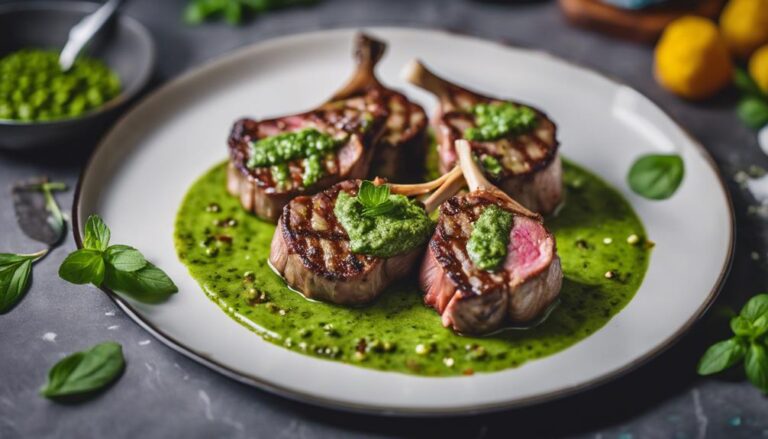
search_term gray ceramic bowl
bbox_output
[0,1,155,150]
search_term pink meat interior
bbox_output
[503,216,552,283]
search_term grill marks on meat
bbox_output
[419,140,563,335]
[403,59,563,214]
[331,34,429,182]
[269,180,425,305]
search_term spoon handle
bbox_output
[59,0,122,71]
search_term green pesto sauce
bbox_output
[247,128,340,187]
[467,205,513,271]
[464,102,537,141]
[174,160,650,376]
[334,191,434,258]
[0,49,121,122]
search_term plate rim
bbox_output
[71,26,735,416]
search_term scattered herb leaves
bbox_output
[184,0,318,25]
[12,179,67,246]
[59,215,178,302]
[627,154,684,200]
[0,249,46,314]
[357,181,395,217]
[734,67,768,130]
[40,341,125,398]
[698,294,768,394]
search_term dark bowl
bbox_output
[0,1,155,150]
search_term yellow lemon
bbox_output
[749,44,768,93]
[654,16,733,100]
[720,0,768,59]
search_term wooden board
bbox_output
[558,0,725,44]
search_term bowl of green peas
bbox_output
[0,1,155,149]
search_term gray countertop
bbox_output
[1,0,767,437]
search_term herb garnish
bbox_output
[12,180,67,246]
[0,249,47,314]
[59,215,177,302]
[357,180,395,217]
[734,68,768,129]
[464,102,537,142]
[41,341,125,399]
[627,154,684,200]
[698,294,768,393]
[184,0,317,25]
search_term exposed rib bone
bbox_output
[401,59,455,111]
[387,166,462,196]
[328,33,386,101]
[423,168,466,214]
[455,140,538,218]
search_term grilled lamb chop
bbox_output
[331,34,429,182]
[403,60,563,215]
[419,140,563,335]
[269,168,464,305]
[228,35,395,222]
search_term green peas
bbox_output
[0,49,121,122]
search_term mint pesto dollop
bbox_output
[467,205,514,271]
[247,128,342,187]
[464,102,537,142]
[334,185,434,258]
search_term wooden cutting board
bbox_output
[559,0,725,44]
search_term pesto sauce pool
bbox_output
[175,160,651,376]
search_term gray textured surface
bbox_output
[1,0,767,437]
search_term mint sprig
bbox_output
[357,181,395,218]
[698,294,768,393]
[59,215,177,302]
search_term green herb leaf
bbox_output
[12,180,67,247]
[0,256,33,314]
[737,97,768,129]
[83,215,110,251]
[40,341,124,398]
[627,154,684,200]
[745,343,768,394]
[58,249,105,286]
[357,181,395,217]
[104,263,178,303]
[734,67,767,99]
[740,294,768,323]
[697,338,747,375]
[105,245,147,273]
[731,315,754,337]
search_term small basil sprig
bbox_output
[627,154,684,200]
[184,0,317,25]
[734,68,768,130]
[698,294,768,394]
[357,181,395,217]
[41,341,125,398]
[59,215,177,302]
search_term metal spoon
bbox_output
[58,0,122,71]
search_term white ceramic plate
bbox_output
[74,28,733,415]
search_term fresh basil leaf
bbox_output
[105,245,147,273]
[731,316,755,337]
[745,343,768,394]
[627,154,684,200]
[83,215,110,251]
[58,249,105,286]
[741,294,768,323]
[104,263,177,303]
[12,180,67,247]
[734,67,767,99]
[40,341,124,398]
[698,338,747,375]
[0,253,30,266]
[0,257,32,314]
[737,97,768,130]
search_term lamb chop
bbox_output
[269,167,464,305]
[403,59,563,215]
[330,33,429,182]
[419,140,563,335]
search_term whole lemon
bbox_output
[749,44,768,93]
[654,16,733,100]
[720,0,768,59]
